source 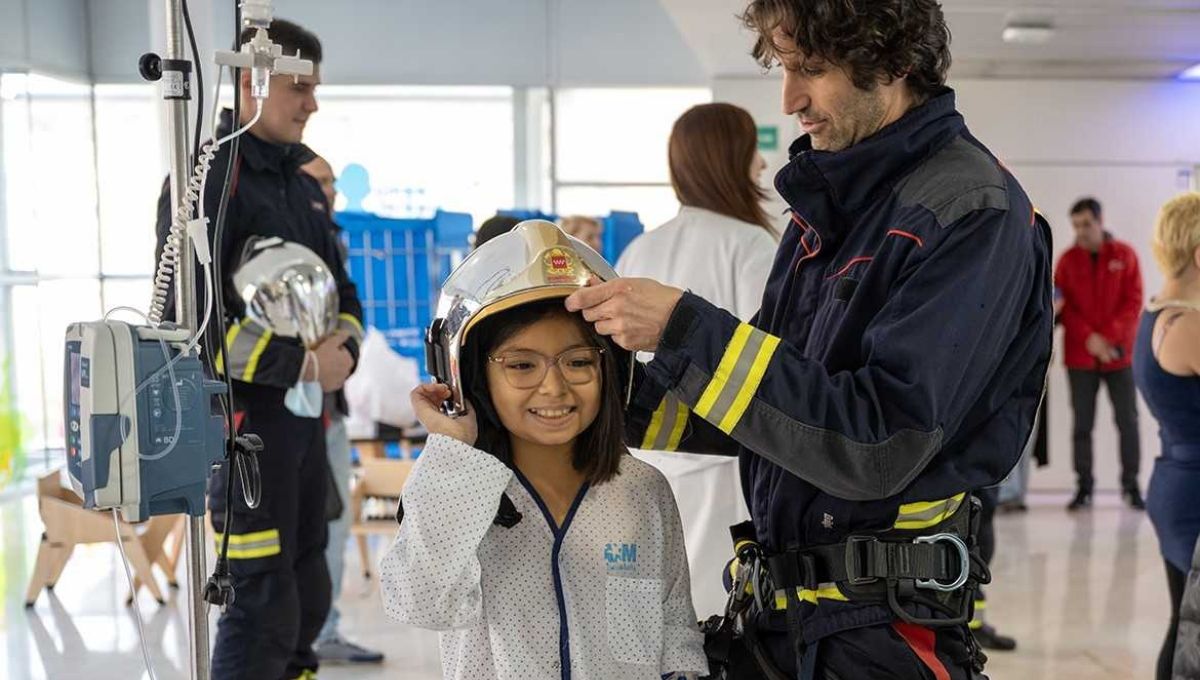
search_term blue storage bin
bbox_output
[338,209,471,366]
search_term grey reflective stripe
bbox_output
[651,392,686,451]
[701,327,769,428]
[895,494,964,527]
[683,361,944,501]
[227,538,277,552]
[222,322,267,380]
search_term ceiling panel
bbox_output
[660,0,1200,79]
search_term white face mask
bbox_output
[284,380,324,419]
[284,350,323,419]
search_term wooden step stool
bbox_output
[25,470,177,607]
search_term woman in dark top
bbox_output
[1132,192,1200,680]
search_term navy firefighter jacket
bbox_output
[627,89,1053,637]
[153,110,364,413]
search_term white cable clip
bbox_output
[186,217,212,265]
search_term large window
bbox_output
[303,86,515,226]
[2,74,107,462]
[0,78,709,462]
[552,87,711,230]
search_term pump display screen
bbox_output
[69,353,80,406]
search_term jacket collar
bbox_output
[217,108,303,175]
[774,88,964,238]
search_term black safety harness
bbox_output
[702,495,990,680]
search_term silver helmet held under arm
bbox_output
[232,236,339,348]
[426,219,633,416]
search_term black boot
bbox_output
[1066,489,1092,511]
[973,624,1018,651]
[1123,487,1146,510]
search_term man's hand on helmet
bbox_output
[308,330,354,393]
[411,383,478,446]
[565,277,684,352]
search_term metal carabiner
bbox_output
[913,532,970,592]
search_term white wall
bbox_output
[88,0,706,86]
[0,0,91,79]
[714,76,1200,493]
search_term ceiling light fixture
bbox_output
[1002,22,1055,44]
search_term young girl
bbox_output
[380,297,708,679]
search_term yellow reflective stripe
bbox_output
[695,324,754,418]
[218,529,279,545]
[641,398,668,450]
[726,558,755,597]
[338,312,364,336]
[226,545,282,559]
[898,494,962,514]
[215,321,242,375]
[243,328,273,381]
[970,598,987,627]
[213,528,281,560]
[894,492,966,530]
[665,401,689,451]
[773,584,848,609]
[718,334,780,433]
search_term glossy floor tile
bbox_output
[1,489,1171,679]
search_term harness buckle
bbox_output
[913,532,970,592]
[843,535,879,586]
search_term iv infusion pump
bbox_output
[64,321,226,523]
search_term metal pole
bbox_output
[186,515,210,680]
[163,2,209,679]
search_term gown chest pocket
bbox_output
[605,576,663,666]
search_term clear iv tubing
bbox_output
[105,259,214,461]
[148,88,261,326]
[112,509,159,680]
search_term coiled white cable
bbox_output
[148,102,262,325]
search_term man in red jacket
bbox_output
[1055,197,1144,510]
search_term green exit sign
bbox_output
[757,125,779,151]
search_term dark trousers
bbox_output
[209,401,331,680]
[757,620,984,679]
[1068,367,1141,492]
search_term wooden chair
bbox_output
[349,457,413,579]
[25,470,168,606]
[129,514,186,603]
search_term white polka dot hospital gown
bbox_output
[380,434,709,680]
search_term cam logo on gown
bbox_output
[604,543,639,573]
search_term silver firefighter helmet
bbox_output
[426,219,632,416]
[232,236,339,347]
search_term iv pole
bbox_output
[161,1,208,677]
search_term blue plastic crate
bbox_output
[497,210,644,263]
[338,209,471,366]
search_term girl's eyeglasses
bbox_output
[487,347,605,389]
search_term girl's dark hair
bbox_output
[669,103,773,233]
[741,0,951,101]
[461,299,627,484]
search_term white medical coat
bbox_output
[616,205,778,323]
[380,434,708,680]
